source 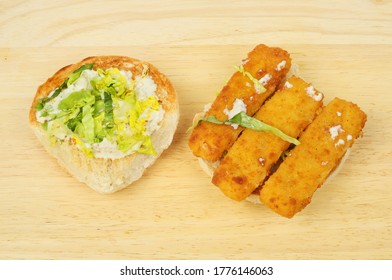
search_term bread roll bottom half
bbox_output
[30,56,179,193]
[189,44,366,218]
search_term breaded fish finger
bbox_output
[260,98,367,218]
[189,44,291,162]
[212,76,324,201]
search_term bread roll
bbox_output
[29,56,179,193]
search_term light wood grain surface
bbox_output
[0,0,391,260]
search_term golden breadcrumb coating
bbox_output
[188,44,291,161]
[260,98,367,218]
[212,76,323,201]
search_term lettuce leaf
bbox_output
[58,90,94,111]
[234,65,266,94]
[95,68,127,98]
[93,112,105,141]
[138,136,157,155]
[196,112,300,145]
[103,92,114,129]
[66,109,82,131]
[81,105,95,143]
[67,63,94,86]
[93,99,105,117]
[35,63,94,111]
[34,97,50,111]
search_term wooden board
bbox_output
[0,0,391,260]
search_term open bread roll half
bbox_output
[188,44,366,218]
[196,146,351,204]
[29,56,179,193]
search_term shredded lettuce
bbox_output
[67,63,94,86]
[36,63,162,157]
[103,92,114,129]
[58,90,94,111]
[81,105,95,143]
[66,110,82,131]
[35,64,94,111]
[196,111,300,145]
[96,68,127,98]
[137,137,156,155]
[41,122,48,131]
[93,112,105,141]
[34,97,50,111]
[234,65,266,94]
[47,119,72,142]
[93,99,105,117]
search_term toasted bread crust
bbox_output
[29,56,179,193]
